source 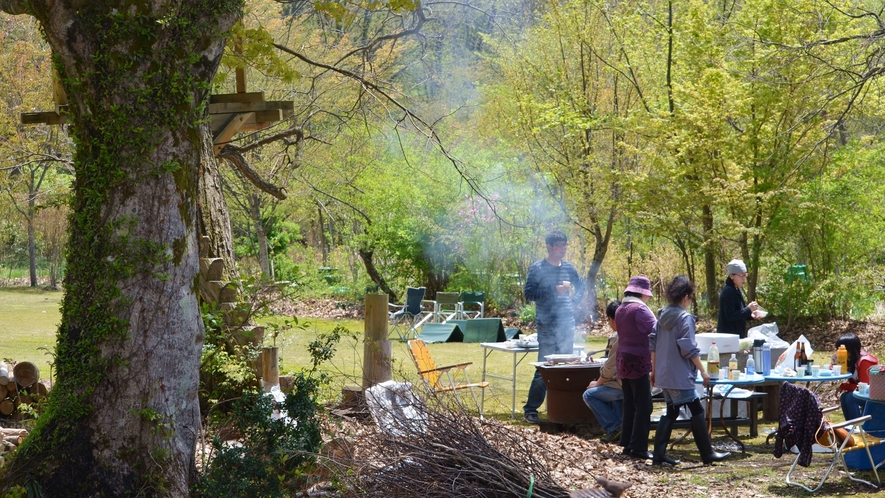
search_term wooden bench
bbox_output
[651,391,768,438]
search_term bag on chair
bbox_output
[816,419,856,447]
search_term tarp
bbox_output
[448,319,507,343]
[415,323,463,343]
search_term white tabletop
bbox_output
[480,341,538,353]
[697,373,766,386]
[765,372,851,382]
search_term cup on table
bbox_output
[859,382,870,395]
[832,365,842,375]
[796,365,806,377]
[811,365,820,377]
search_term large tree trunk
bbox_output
[0,2,242,496]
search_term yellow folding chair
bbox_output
[407,339,488,417]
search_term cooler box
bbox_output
[696,333,741,356]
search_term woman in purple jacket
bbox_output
[615,276,656,460]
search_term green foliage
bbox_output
[196,327,341,497]
[199,303,261,411]
[519,302,535,325]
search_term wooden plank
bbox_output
[265,101,294,118]
[21,112,66,125]
[212,112,253,155]
[209,92,264,104]
[236,68,247,94]
[254,110,282,122]
[208,100,291,114]
[210,111,284,138]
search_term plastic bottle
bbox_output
[837,345,849,373]
[729,354,739,380]
[708,342,720,380]
[762,343,771,376]
[746,355,756,376]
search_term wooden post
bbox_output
[363,293,392,388]
[261,347,279,392]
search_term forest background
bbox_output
[2,0,884,327]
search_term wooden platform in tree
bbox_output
[21,91,293,157]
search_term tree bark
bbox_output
[0,2,242,496]
[251,193,271,278]
[27,192,36,287]
[702,204,719,312]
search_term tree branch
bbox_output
[217,145,287,200]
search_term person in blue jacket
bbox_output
[522,230,585,424]
[651,275,730,465]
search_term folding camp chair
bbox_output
[407,339,489,417]
[459,291,485,319]
[388,287,434,341]
[432,292,462,323]
[775,383,882,492]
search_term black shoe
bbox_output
[600,430,622,443]
[626,449,652,460]
[523,412,542,424]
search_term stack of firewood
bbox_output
[0,428,28,466]
[0,362,49,418]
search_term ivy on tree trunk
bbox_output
[0,1,243,496]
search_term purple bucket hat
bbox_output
[624,276,653,297]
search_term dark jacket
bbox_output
[524,259,584,328]
[774,382,822,467]
[717,278,752,338]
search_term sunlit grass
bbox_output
[0,287,62,378]
[0,288,608,420]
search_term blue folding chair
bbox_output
[389,287,433,341]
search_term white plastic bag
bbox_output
[747,323,790,349]
[775,334,814,369]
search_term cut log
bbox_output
[0,398,14,416]
[200,257,225,281]
[0,428,28,437]
[4,435,23,445]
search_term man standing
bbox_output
[523,230,585,424]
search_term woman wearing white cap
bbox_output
[717,259,761,338]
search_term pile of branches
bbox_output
[334,389,572,498]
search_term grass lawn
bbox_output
[0,288,606,420]
[0,287,62,379]
[266,316,609,420]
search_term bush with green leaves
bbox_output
[196,327,342,497]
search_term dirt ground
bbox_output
[327,409,882,498]
[297,299,885,497]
